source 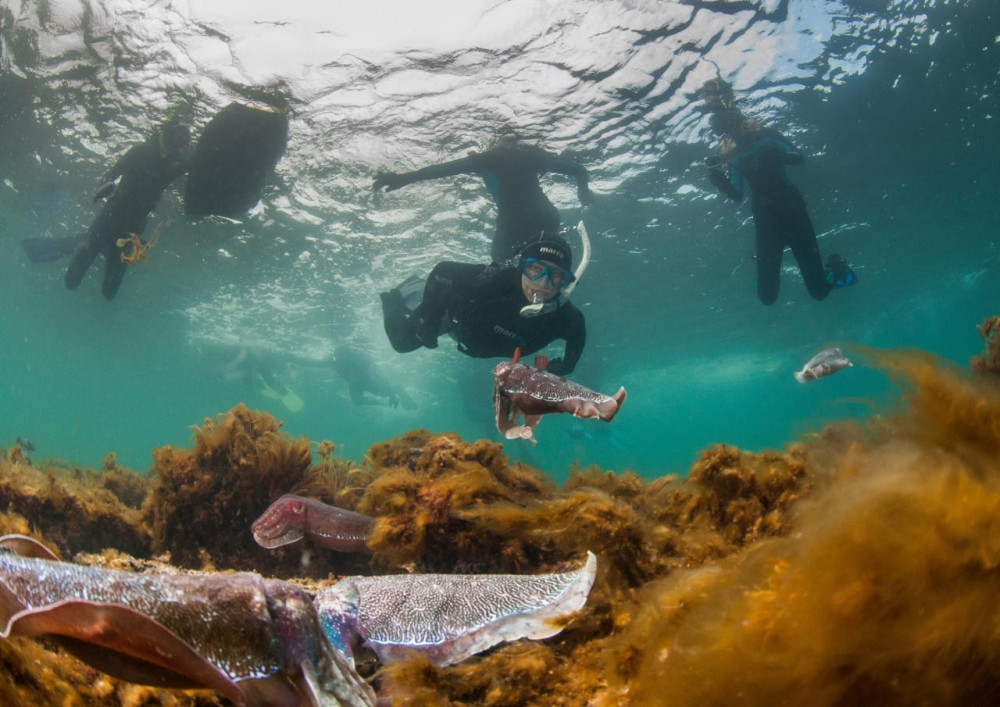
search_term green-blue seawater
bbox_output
[0,0,996,482]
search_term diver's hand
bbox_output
[547,357,569,376]
[373,171,405,192]
[707,167,730,192]
[415,318,439,349]
[779,149,804,166]
[93,180,116,202]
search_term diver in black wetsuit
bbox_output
[380,234,586,376]
[64,119,189,300]
[698,79,856,305]
[332,345,416,409]
[373,136,593,265]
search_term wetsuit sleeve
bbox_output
[101,142,150,183]
[379,155,481,191]
[709,161,743,201]
[745,129,804,167]
[551,306,586,375]
[540,154,588,181]
[759,129,804,165]
[539,154,592,204]
[93,142,148,200]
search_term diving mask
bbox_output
[522,258,574,290]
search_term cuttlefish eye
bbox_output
[290,501,305,515]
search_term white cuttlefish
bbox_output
[795,347,853,383]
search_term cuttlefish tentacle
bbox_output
[315,551,597,667]
[493,361,626,443]
[0,536,375,707]
[252,495,375,553]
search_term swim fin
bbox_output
[257,376,304,413]
[21,236,78,263]
[825,253,857,288]
[277,387,304,412]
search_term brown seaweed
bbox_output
[971,314,1000,375]
[144,404,314,573]
[0,456,149,559]
[593,348,1000,706]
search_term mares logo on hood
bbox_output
[519,235,572,270]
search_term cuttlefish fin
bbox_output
[565,387,627,423]
[0,579,27,628]
[0,534,60,561]
[603,387,627,422]
[0,599,250,706]
[343,551,598,667]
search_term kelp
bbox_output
[971,315,1000,375]
[0,454,148,559]
[592,347,1000,707]
[145,403,314,573]
[359,433,555,571]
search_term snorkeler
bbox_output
[62,118,189,300]
[380,233,586,376]
[698,78,857,305]
[332,345,416,409]
[22,101,288,300]
[373,136,593,265]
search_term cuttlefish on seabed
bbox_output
[0,534,597,706]
[252,494,374,552]
[493,360,626,445]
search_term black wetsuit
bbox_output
[65,133,186,300]
[710,122,830,305]
[381,262,586,376]
[333,346,415,409]
[377,145,590,264]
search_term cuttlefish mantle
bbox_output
[493,360,626,444]
[316,551,597,666]
[0,535,598,704]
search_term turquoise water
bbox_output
[0,1,996,482]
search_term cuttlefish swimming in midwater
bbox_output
[493,360,626,445]
[794,347,853,383]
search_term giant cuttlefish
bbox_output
[493,361,626,444]
[0,534,596,706]
[252,494,374,553]
[794,347,853,383]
